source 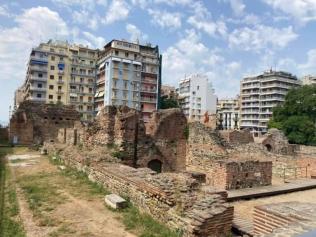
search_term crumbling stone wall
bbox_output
[254,202,316,236]
[219,129,254,145]
[44,143,234,237]
[139,109,187,171]
[261,129,299,155]
[0,127,8,142]
[186,122,272,190]
[58,106,188,172]
[9,101,80,145]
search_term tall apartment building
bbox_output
[161,85,177,100]
[20,40,98,121]
[302,75,316,85]
[240,70,301,136]
[178,74,217,122]
[217,97,240,130]
[95,40,161,122]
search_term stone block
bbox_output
[104,194,127,209]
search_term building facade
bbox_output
[217,97,240,130]
[178,74,217,122]
[161,85,177,99]
[302,75,316,85]
[20,40,98,121]
[240,70,301,136]
[95,40,161,122]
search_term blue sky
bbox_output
[1,0,316,124]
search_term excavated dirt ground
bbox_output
[8,149,136,237]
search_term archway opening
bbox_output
[265,144,272,152]
[148,159,162,173]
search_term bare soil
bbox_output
[9,150,136,237]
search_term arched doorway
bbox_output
[148,159,162,173]
[265,144,272,152]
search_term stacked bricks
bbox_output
[253,202,316,236]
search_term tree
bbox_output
[268,85,316,145]
[160,96,179,109]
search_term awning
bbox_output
[30,59,48,65]
[112,57,121,62]
[94,92,100,97]
[97,91,105,97]
[132,61,142,66]
[98,62,105,69]
[58,63,65,70]
[122,59,131,64]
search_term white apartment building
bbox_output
[95,40,161,122]
[217,97,240,130]
[240,70,301,136]
[178,74,217,122]
[302,75,316,85]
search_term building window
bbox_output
[57,96,61,100]
[134,54,137,60]
[89,88,92,93]
[49,85,54,90]
[51,65,55,70]
[59,76,62,80]
[88,97,92,102]
[49,95,53,99]
[197,86,199,90]
[60,57,63,61]
[36,94,42,98]
[51,56,55,61]
[50,75,54,79]
[125,52,129,57]
[38,73,43,78]
[37,83,42,88]
[58,86,62,90]
[80,78,84,83]
[115,50,119,56]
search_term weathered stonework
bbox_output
[219,129,254,145]
[0,127,9,142]
[9,101,80,145]
[186,122,273,190]
[254,202,316,236]
[44,142,234,237]
[261,129,299,155]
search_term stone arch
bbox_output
[148,159,163,173]
[265,144,272,152]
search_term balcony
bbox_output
[30,97,46,102]
[29,76,47,82]
[142,79,157,84]
[141,88,156,93]
[29,86,46,92]
[57,80,64,84]
[141,97,157,103]
[30,65,47,72]
[58,70,64,75]
[57,90,64,94]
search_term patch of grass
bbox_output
[17,172,64,226]
[121,204,182,237]
[48,223,76,237]
[0,147,26,237]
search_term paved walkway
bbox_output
[227,179,316,201]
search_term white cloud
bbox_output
[0,4,11,17]
[228,25,298,52]
[148,9,182,29]
[298,49,316,73]
[72,9,100,30]
[0,7,69,83]
[187,15,227,37]
[126,23,148,43]
[229,0,245,16]
[103,0,130,24]
[154,0,192,6]
[82,32,106,48]
[262,0,316,23]
[162,29,242,98]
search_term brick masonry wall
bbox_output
[0,128,8,142]
[44,143,234,237]
[9,101,80,145]
[219,130,254,145]
[253,202,316,236]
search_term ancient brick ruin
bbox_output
[9,101,80,145]
[186,122,272,190]
[254,202,316,236]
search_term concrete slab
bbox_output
[104,194,127,209]
[227,179,316,201]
